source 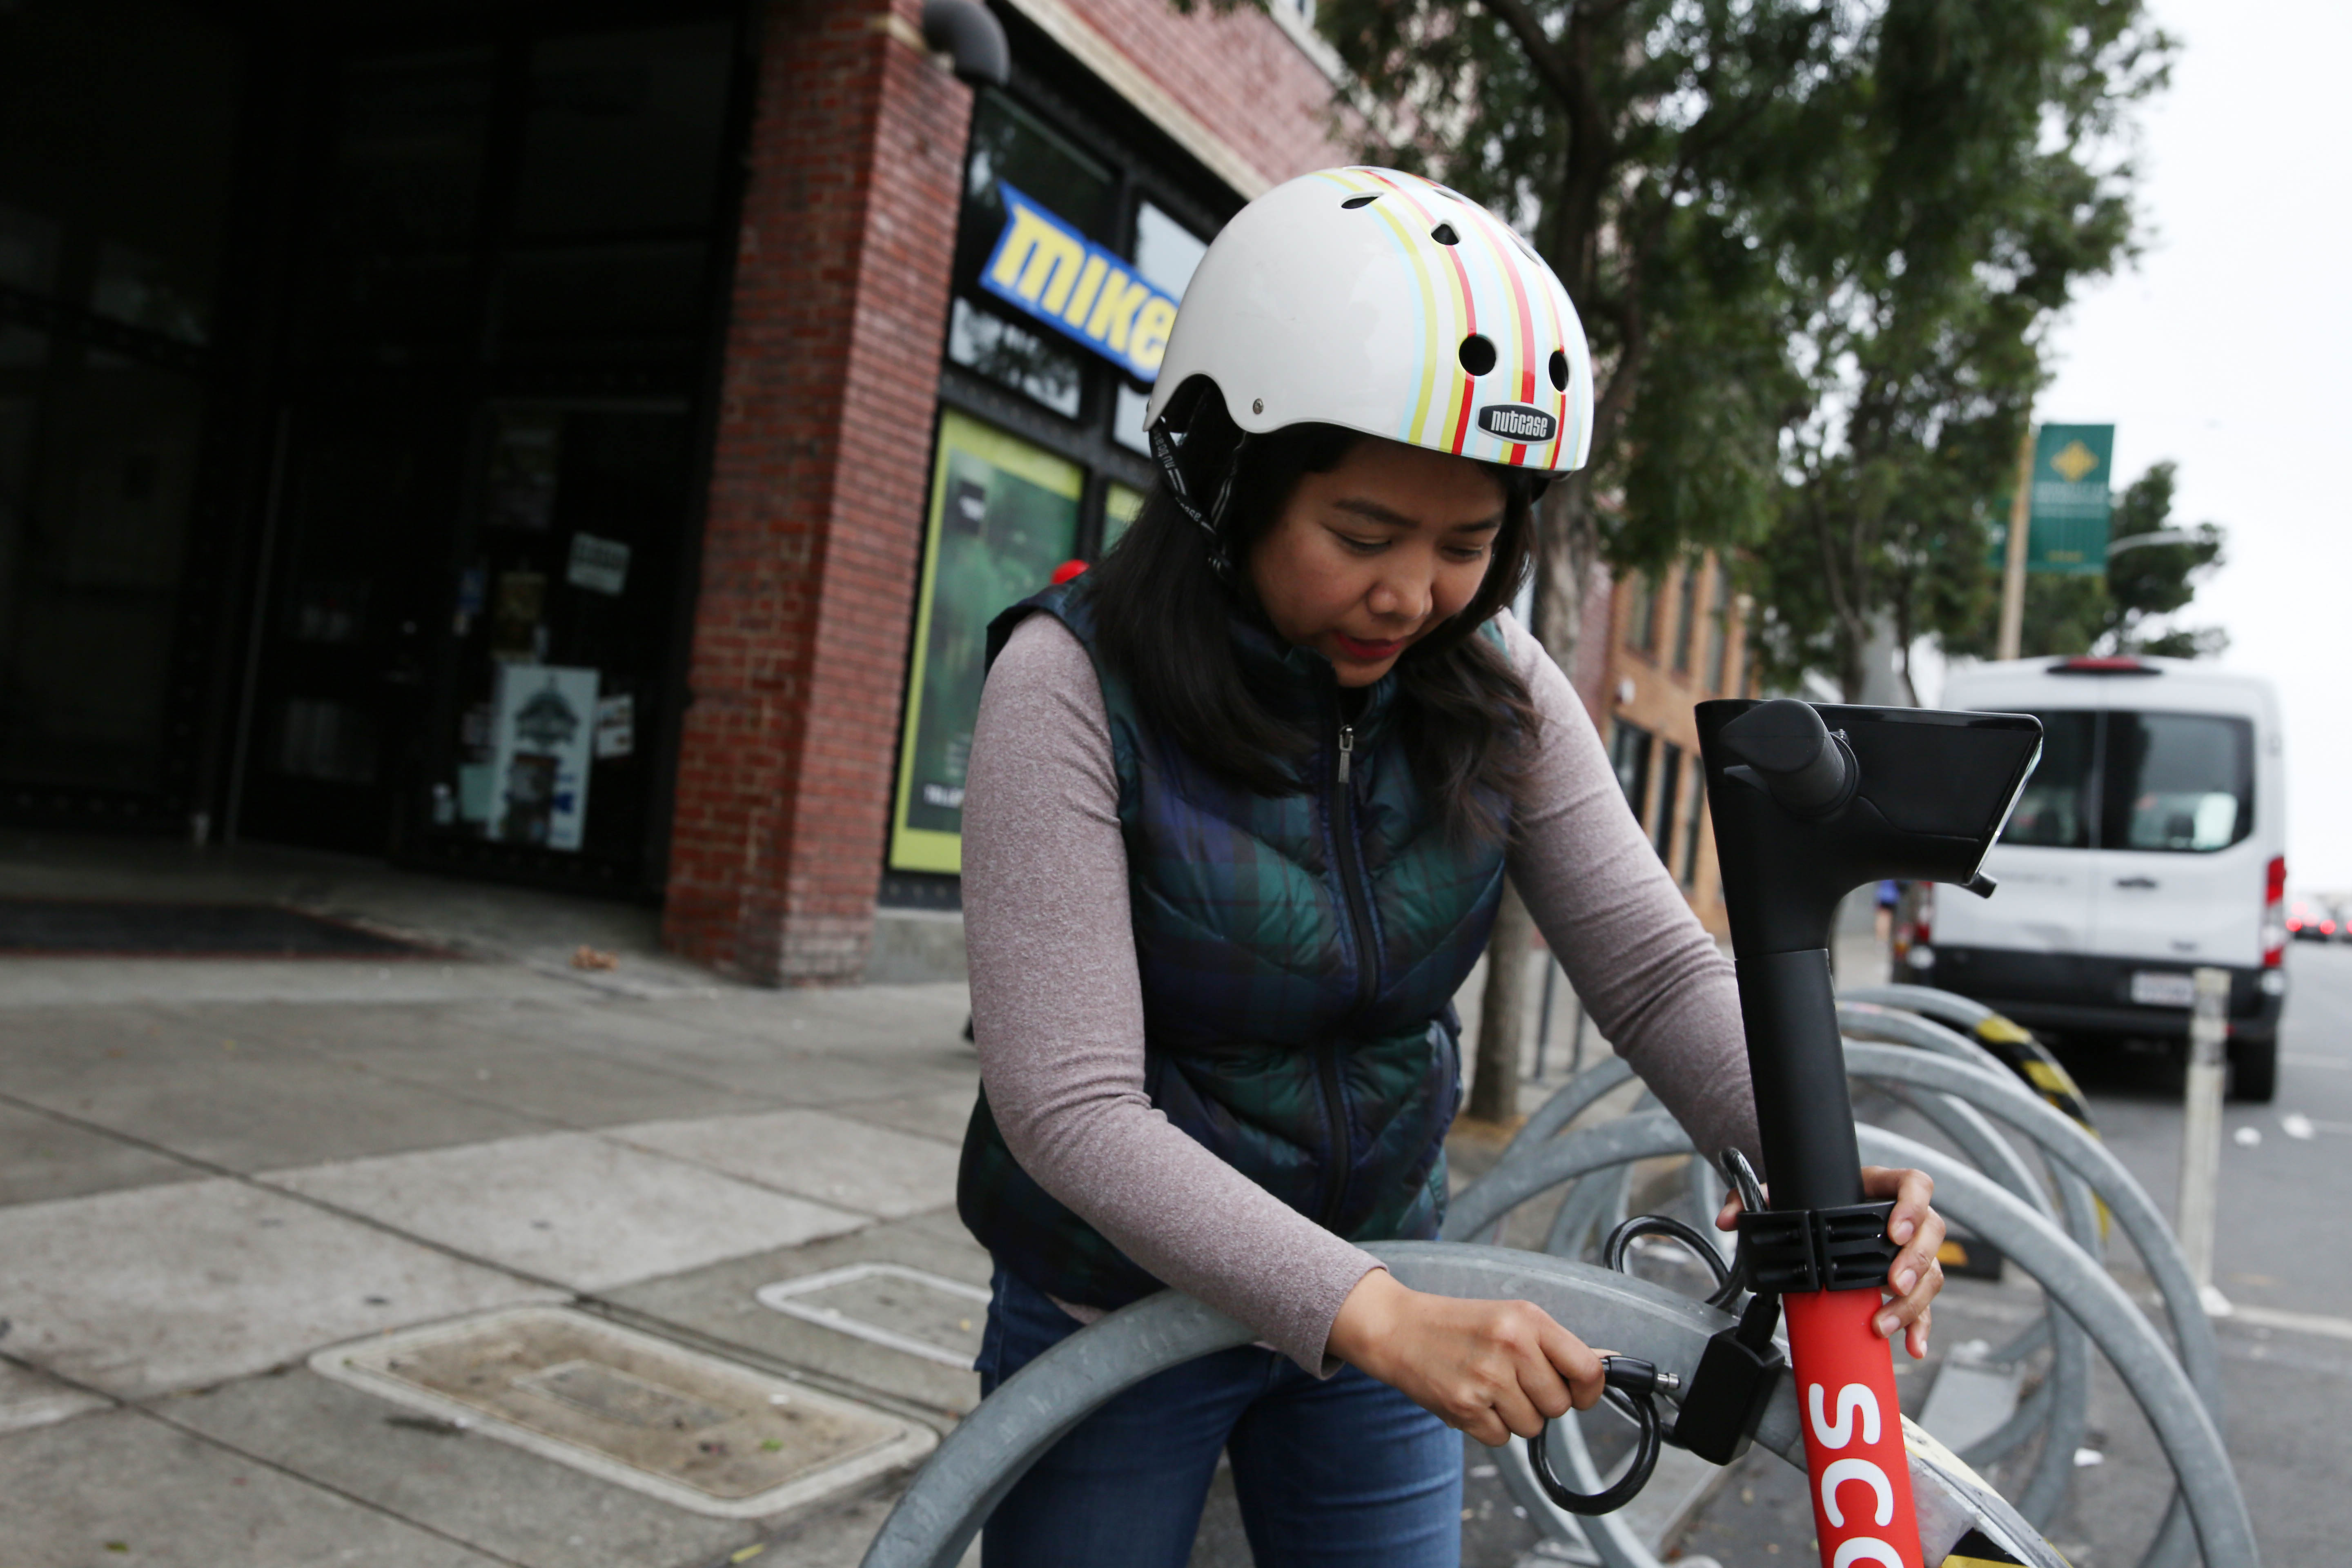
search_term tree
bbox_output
[1742,2,2170,703]
[1943,460,2228,660]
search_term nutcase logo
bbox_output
[1476,403,1557,443]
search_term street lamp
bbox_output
[2105,528,2203,557]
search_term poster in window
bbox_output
[889,410,1082,873]
[489,664,599,851]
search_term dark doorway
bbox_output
[2,3,746,897]
[225,13,743,890]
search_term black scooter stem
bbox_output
[1733,949,1856,1213]
[1697,699,2040,1568]
[1697,697,2041,1206]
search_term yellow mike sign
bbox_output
[980,184,1180,383]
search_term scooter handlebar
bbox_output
[1719,698,1859,819]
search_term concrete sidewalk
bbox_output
[0,840,989,1568]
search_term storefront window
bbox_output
[897,80,1227,892]
[890,412,1083,873]
[951,95,1118,419]
[1111,201,1208,454]
[427,402,694,861]
[949,298,1084,419]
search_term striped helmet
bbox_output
[1144,167,1594,475]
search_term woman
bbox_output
[957,167,1945,1568]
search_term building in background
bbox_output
[0,0,1347,982]
[1592,552,1753,936]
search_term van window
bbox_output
[2000,711,2094,849]
[2103,712,2253,853]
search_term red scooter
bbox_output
[1528,697,2042,1568]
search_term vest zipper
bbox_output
[1320,721,1378,1229]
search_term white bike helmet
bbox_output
[1145,167,1594,540]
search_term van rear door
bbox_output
[2090,709,2263,967]
[1940,708,2098,954]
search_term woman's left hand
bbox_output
[1715,1164,1946,1358]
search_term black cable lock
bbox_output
[1525,1356,1680,1516]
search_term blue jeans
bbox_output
[974,1266,1461,1568]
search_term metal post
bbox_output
[1532,954,1558,1080]
[1996,423,2035,662]
[2178,966,2232,1316]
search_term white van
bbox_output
[1914,655,2287,1100]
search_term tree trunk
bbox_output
[1467,478,1601,1125]
[1468,881,1534,1123]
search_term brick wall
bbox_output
[664,0,1360,983]
[1056,0,1352,183]
[662,0,974,983]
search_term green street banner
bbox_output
[1986,424,2117,575]
[889,410,1083,875]
[2027,423,2114,575]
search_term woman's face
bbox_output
[1248,437,1508,687]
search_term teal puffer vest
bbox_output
[957,580,1510,1309]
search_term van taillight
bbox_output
[2263,856,2288,967]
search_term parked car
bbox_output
[1910,655,2286,1100]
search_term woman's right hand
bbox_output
[1325,1268,1606,1446]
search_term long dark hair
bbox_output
[1086,402,1543,841]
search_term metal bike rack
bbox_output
[858,1248,1759,1568]
[855,1243,2074,1568]
[1478,985,2189,1547]
[1446,1101,2248,1567]
[1842,1042,2221,1568]
[869,972,2245,1568]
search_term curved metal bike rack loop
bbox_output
[856,1247,1787,1568]
[1844,1044,2220,1568]
[1444,1111,2254,1568]
[1842,983,1998,1032]
[1476,1039,2222,1564]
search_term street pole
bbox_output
[1996,423,2034,662]
[2177,966,2233,1318]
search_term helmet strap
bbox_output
[1148,411,1247,583]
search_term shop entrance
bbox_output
[2,3,745,895]
[228,14,742,889]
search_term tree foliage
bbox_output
[1942,460,2229,662]
[1734,3,2169,698]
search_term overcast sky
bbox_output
[1922,0,2351,890]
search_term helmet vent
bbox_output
[1430,223,1461,246]
[1548,349,1570,392]
[1458,334,1497,376]
[1340,193,1379,209]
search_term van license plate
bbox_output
[2130,971,2197,1008]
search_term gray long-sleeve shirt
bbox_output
[960,608,1762,1372]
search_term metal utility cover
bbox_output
[756,1264,991,1368]
[312,1305,934,1518]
